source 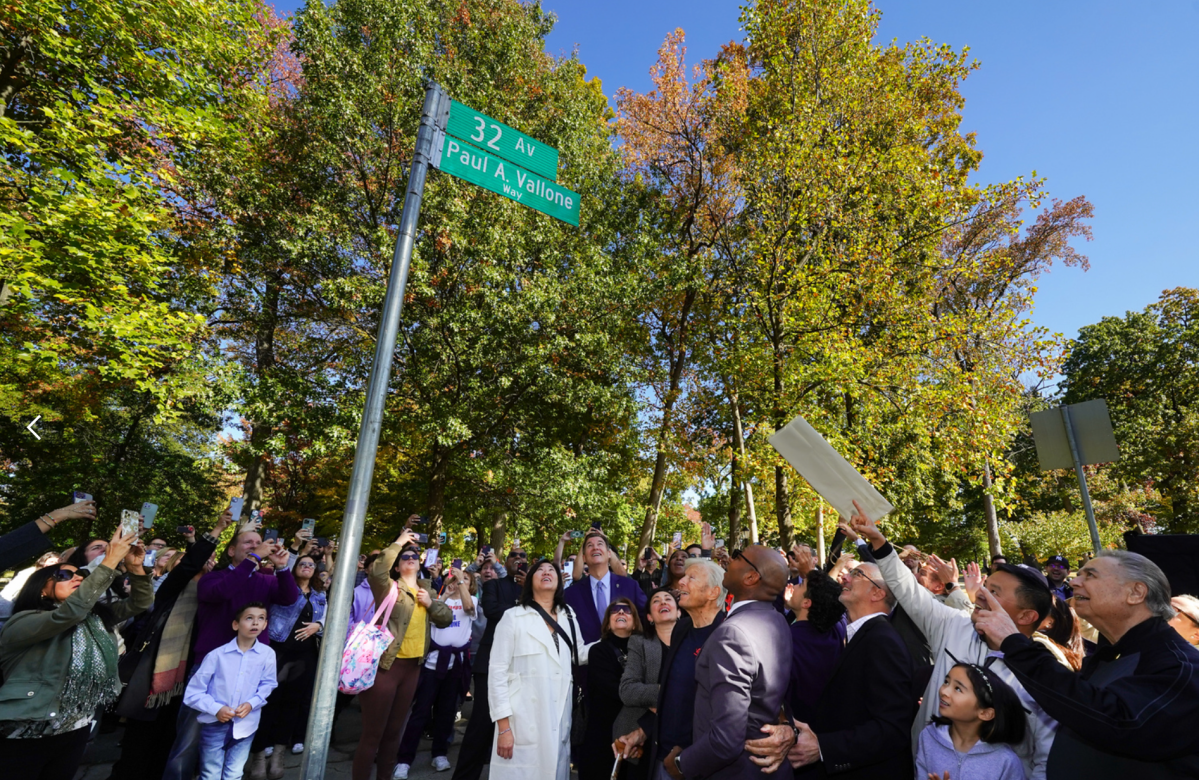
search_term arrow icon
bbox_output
[26,415,41,440]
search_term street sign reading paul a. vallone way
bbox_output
[445,99,558,180]
[437,134,580,226]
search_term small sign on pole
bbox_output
[1030,399,1120,554]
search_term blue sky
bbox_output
[271,0,1198,344]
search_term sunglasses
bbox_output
[508,551,528,559]
[609,603,633,616]
[399,552,421,562]
[849,567,884,590]
[53,568,86,582]
[297,561,316,569]
[732,549,762,578]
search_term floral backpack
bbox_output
[338,583,398,694]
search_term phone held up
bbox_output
[120,509,141,538]
[301,518,316,534]
[569,530,584,540]
[72,490,93,504]
[141,502,158,529]
[263,528,280,543]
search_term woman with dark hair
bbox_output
[616,587,678,779]
[253,551,328,777]
[660,550,688,592]
[580,597,642,780]
[0,526,153,779]
[354,529,452,780]
[489,557,587,780]
[784,569,847,724]
[1035,593,1084,671]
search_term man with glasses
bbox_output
[450,545,526,780]
[1044,555,1073,601]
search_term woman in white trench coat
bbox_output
[488,557,592,780]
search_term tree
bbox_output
[1062,288,1199,532]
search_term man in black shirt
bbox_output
[615,558,727,770]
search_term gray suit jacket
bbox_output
[679,600,794,779]
[616,633,664,739]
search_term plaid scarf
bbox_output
[147,578,199,709]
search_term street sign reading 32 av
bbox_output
[445,100,558,181]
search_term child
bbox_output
[184,601,278,780]
[916,662,1027,780]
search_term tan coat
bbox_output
[368,543,452,670]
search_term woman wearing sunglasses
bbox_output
[354,529,452,780]
[0,525,153,779]
[580,597,643,780]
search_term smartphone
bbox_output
[516,560,528,574]
[590,520,602,530]
[120,509,142,538]
[141,502,158,529]
[263,528,280,543]
[452,558,463,570]
[569,530,584,540]
[715,538,725,548]
[316,536,329,548]
[301,518,316,534]
[643,546,654,559]
[249,509,263,525]
[176,525,193,535]
[414,533,429,544]
[480,545,492,556]
[672,532,683,547]
[72,490,93,503]
[438,531,447,544]
[424,548,439,567]
[229,497,245,523]
[143,550,158,567]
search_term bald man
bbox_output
[662,545,795,780]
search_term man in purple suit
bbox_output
[563,530,648,643]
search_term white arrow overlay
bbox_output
[26,415,41,440]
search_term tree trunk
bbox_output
[815,503,825,567]
[427,445,448,537]
[982,461,1002,559]
[242,278,280,510]
[637,289,698,554]
[728,450,742,548]
[489,510,507,553]
[772,343,794,548]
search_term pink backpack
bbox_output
[338,583,397,694]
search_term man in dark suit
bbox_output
[450,548,526,780]
[663,546,795,779]
[784,560,915,779]
[563,530,648,643]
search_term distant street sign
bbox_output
[1030,399,1120,472]
[436,136,580,226]
[446,99,558,180]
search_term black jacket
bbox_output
[636,610,727,772]
[799,614,915,779]
[474,575,522,672]
[1001,616,1199,779]
[0,521,52,573]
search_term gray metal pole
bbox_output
[1061,404,1103,555]
[299,81,445,780]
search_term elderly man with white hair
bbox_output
[974,550,1199,779]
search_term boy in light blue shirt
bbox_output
[184,601,278,780]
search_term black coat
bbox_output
[1001,616,1199,779]
[580,634,630,780]
[0,521,52,573]
[799,614,915,780]
[474,575,523,672]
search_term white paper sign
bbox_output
[768,414,895,522]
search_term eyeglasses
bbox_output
[53,568,86,582]
[399,553,421,562]
[609,603,633,616]
[508,551,527,559]
[732,549,762,578]
[849,567,884,590]
[297,561,316,569]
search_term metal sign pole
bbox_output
[299,81,445,780]
[1061,405,1103,555]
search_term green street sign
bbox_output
[437,136,580,226]
[445,100,558,181]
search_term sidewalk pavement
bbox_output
[76,696,479,780]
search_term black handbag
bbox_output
[532,603,588,748]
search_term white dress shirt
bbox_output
[589,569,612,618]
[844,611,885,643]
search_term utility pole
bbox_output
[299,82,446,780]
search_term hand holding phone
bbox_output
[72,491,93,504]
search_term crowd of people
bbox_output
[0,497,1198,780]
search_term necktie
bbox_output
[595,580,608,621]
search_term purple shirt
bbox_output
[192,558,300,667]
[346,577,377,643]
[788,619,846,725]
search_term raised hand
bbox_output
[963,561,985,603]
[972,586,1020,649]
[849,500,885,547]
[790,544,815,577]
[701,521,716,550]
[394,528,416,548]
[102,526,139,569]
[837,520,860,544]
[929,554,959,586]
[124,540,148,573]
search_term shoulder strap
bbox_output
[370,582,398,628]
[531,602,577,664]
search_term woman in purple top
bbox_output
[785,569,847,725]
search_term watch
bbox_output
[674,754,683,776]
[944,581,956,592]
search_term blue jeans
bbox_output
[198,721,254,780]
[163,703,204,780]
